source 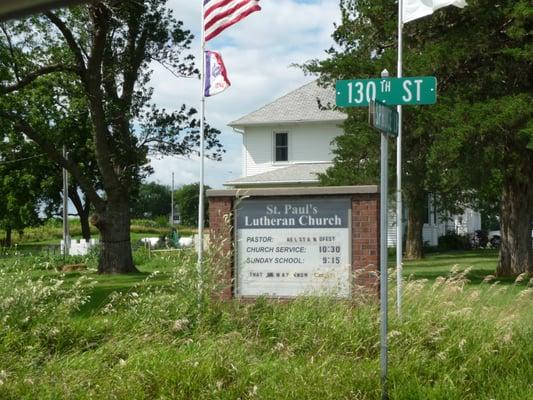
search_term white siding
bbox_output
[387,208,399,247]
[242,131,247,177]
[388,223,441,247]
[452,209,482,235]
[243,122,342,177]
[387,200,482,248]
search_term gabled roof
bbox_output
[228,80,346,128]
[224,162,332,187]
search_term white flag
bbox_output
[403,0,467,23]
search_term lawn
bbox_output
[0,218,197,247]
[402,249,500,281]
[0,247,531,399]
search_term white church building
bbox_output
[224,80,481,246]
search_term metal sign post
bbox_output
[379,128,389,400]
[336,67,437,400]
[378,69,389,400]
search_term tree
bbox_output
[306,0,440,259]
[306,0,532,272]
[428,96,532,275]
[422,1,532,276]
[49,86,101,241]
[0,93,95,244]
[131,182,171,219]
[318,116,380,187]
[174,183,211,227]
[0,129,50,246]
[0,0,223,272]
[31,85,100,241]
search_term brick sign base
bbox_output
[207,186,379,300]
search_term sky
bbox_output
[147,0,341,189]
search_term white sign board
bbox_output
[235,198,351,298]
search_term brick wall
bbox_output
[208,192,379,300]
[351,194,380,297]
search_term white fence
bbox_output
[61,238,99,256]
[139,236,195,249]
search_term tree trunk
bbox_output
[70,188,91,241]
[496,178,533,276]
[403,189,426,260]
[3,227,12,247]
[405,205,425,260]
[91,200,138,274]
[79,210,91,241]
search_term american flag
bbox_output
[204,0,261,42]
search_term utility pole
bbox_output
[171,172,175,226]
[62,146,70,257]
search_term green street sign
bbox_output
[336,76,437,107]
[370,101,398,136]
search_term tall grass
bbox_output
[0,252,531,399]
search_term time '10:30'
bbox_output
[319,245,341,253]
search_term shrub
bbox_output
[154,215,170,228]
[438,232,471,251]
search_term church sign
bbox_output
[207,186,379,301]
[235,198,351,298]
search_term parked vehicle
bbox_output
[488,230,502,248]
[471,230,488,248]
[488,229,533,249]
[169,214,181,225]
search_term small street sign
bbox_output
[336,76,437,107]
[369,100,398,137]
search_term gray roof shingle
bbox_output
[228,80,346,127]
[224,163,332,187]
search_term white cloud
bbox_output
[149,153,242,189]
[148,0,341,189]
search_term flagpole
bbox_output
[396,0,404,317]
[197,5,206,291]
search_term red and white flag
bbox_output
[204,0,261,42]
